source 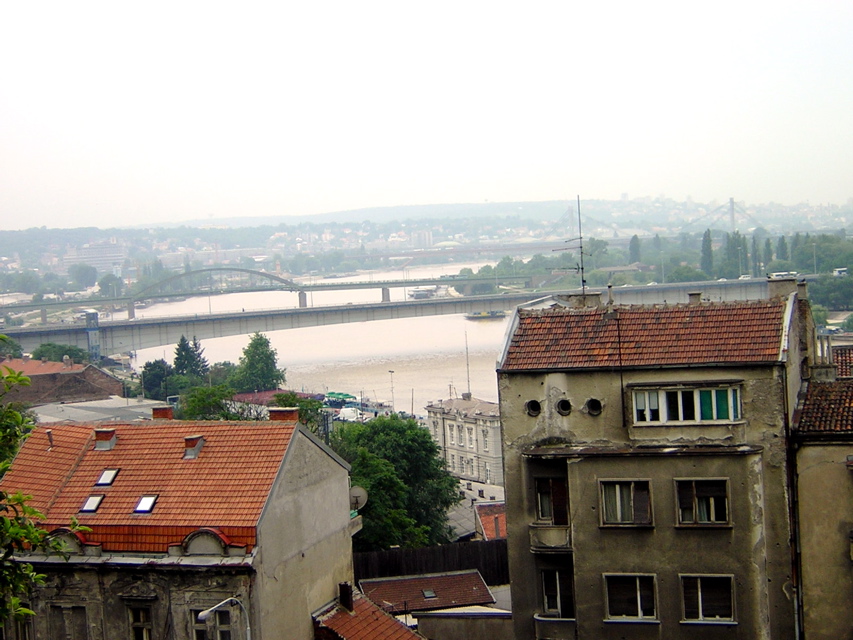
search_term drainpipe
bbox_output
[781,366,803,639]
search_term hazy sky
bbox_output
[1,2,851,230]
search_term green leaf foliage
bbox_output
[228,333,285,393]
[30,343,89,364]
[330,414,460,550]
[272,392,324,433]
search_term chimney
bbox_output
[688,291,702,305]
[767,276,798,299]
[559,292,602,309]
[269,407,299,422]
[94,428,117,451]
[462,392,472,401]
[339,582,354,612]
[22,354,30,362]
[46,429,54,449]
[62,354,71,368]
[152,406,174,420]
[41,356,48,363]
[183,435,205,459]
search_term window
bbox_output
[450,455,455,471]
[605,575,656,620]
[457,426,464,444]
[536,478,569,525]
[468,427,474,448]
[422,589,437,599]
[215,609,232,640]
[134,495,158,513]
[542,568,575,619]
[482,429,489,452]
[129,606,153,640]
[449,426,454,444]
[191,609,207,640]
[96,468,119,485]
[677,480,728,525]
[81,494,104,512]
[633,387,740,424]
[681,575,734,622]
[601,481,651,525]
[485,463,491,484]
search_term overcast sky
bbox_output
[1,2,851,231]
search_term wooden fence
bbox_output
[353,538,508,586]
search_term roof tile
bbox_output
[360,570,494,614]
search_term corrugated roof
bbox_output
[0,420,297,552]
[314,590,422,639]
[500,298,789,371]
[360,570,494,614]
[796,381,853,434]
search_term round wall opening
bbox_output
[585,398,603,416]
[525,400,542,417]
[556,399,572,415]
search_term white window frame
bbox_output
[96,468,120,486]
[468,427,474,449]
[134,495,158,513]
[680,574,735,623]
[448,426,455,444]
[632,386,741,425]
[80,494,104,512]
[482,429,489,452]
[604,574,657,621]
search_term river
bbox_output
[131,263,512,417]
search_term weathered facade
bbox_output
[0,409,359,640]
[497,280,813,639]
[426,395,503,485]
[0,356,123,405]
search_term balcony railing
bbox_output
[529,524,571,551]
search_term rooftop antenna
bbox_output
[554,195,587,295]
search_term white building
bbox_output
[425,394,503,486]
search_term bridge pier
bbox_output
[40,308,48,324]
[381,287,391,303]
[298,291,308,308]
[127,301,135,320]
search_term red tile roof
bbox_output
[359,570,494,614]
[0,358,85,375]
[500,298,790,371]
[474,502,506,541]
[314,590,422,640]
[0,420,297,552]
[796,381,853,434]
[833,345,853,378]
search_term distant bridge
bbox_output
[4,279,773,356]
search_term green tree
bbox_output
[763,238,774,271]
[777,236,789,262]
[67,264,97,289]
[141,359,173,400]
[97,273,123,298]
[0,343,76,621]
[330,414,460,548]
[208,361,237,386]
[0,338,22,359]
[811,304,829,327]
[30,343,89,364]
[272,392,325,433]
[228,333,285,393]
[179,385,237,420]
[628,235,641,264]
[173,336,209,378]
[700,230,713,276]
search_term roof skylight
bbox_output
[95,469,119,486]
[80,495,104,512]
[422,589,437,599]
[134,495,158,513]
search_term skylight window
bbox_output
[422,589,437,599]
[80,495,104,512]
[95,469,119,486]
[134,495,158,513]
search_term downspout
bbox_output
[781,366,804,640]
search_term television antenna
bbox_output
[554,196,587,295]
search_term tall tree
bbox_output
[97,273,123,297]
[141,359,173,400]
[0,340,72,621]
[173,335,209,378]
[229,333,285,393]
[777,236,789,262]
[67,264,97,289]
[764,238,774,271]
[330,414,460,549]
[628,235,641,264]
[700,230,713,276]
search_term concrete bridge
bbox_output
[4,279,773,357]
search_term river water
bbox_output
[131,263,512,417]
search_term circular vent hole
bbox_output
[586,398,603,416]
[525,400,542,417]
[556,399,572,415]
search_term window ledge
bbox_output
[632,421,746,428]
[604,618,660,624]
[675,524,733,530]
[599,523,654,529]
[533,613,576,622]
[680,620,737,626]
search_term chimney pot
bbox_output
[339,582,354,611]
[688,291,702,305]
[152,406,174,420]
[94,428,117,450]
[269,407,299,422]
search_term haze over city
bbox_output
[1,2,851,231]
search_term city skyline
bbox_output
[1,2,851,231]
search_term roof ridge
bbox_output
[42,428,95,518]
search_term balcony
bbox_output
[534,614,576,638]
[529,524,571,551]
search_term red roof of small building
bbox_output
[500,298,790,371]
[796,381,853,434]
[359,570,494,614]
[0,357,85,375]
[474,502,506,541]
[314,590,422,640]
[0,420,298,552]
[833,345,853,378]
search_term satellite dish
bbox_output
[349,486,368,511]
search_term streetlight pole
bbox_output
[388,370,395,413]
[197,597,251,640]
